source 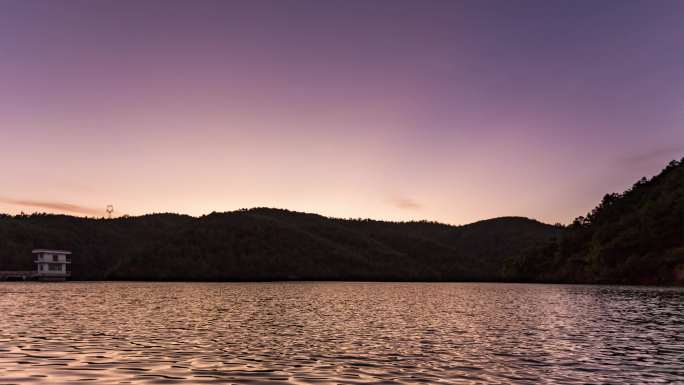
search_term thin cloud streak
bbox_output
[392,197,422,210]
[0,197,102,216]
[621,145,684,165]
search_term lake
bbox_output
[0,282,682,384]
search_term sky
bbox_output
[0,0,682,225]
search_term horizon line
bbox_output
[0,206,553,228]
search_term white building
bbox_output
[33,249,71,279]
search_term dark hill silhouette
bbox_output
[503,158,683,285]
[0,210,559,281]
[0,159,681,284]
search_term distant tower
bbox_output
[106,205,114,219]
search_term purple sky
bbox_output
[0,0,682,224]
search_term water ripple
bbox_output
[0,282,682,384]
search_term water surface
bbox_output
[0,282,682,384]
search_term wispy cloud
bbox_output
[0,197,102,216]
[621,145,684,165]
[392,197,423,210]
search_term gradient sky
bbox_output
[0,0,682,224]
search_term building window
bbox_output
[53,255,58,262]
[48,264,61,271]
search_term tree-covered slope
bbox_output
[0,209,558,281]
[1,159,680,284]
[504,159,683,285]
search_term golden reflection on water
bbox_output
[0,282,682,384]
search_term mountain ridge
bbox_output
[0,209,558,281]
[0,159,681,285]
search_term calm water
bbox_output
[0,282,682,384]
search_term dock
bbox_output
[0,270,71,281]
[0,270,38,281]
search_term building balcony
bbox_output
[34,260,71,264]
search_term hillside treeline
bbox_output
[0,212,557,281]
[0,159,681,285]
[503,158,683,285]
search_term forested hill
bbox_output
[0,159,681,284]
[0,210,558,281]
[503,158,683,285]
